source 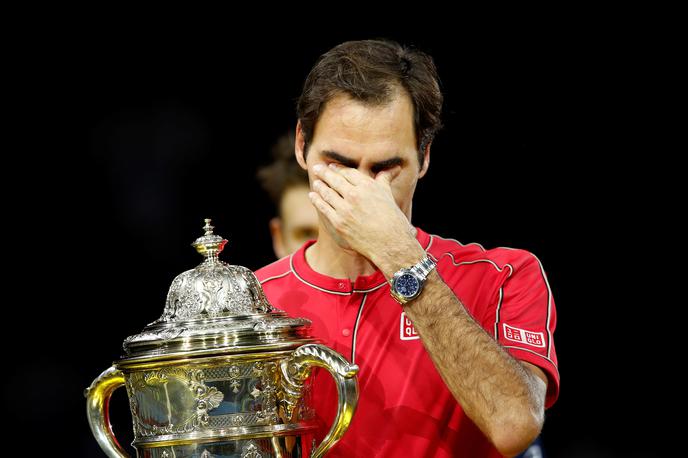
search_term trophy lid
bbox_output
[121,219,313,362]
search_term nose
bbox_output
[357,166,376,179]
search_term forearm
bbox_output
[376,246,546,456]
[307,162,547,454]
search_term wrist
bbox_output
[375,239,427,279]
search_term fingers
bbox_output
[308,191,338,223]
[328,163,365,185]
[312,179,344,209]
[312,164,352,194]
[375,165,402,186]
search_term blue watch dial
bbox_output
[395,273,420,298]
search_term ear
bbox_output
[418,142,431,179]
[295,121,308,170]
[269,217,287,259]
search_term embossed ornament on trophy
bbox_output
[86,219,359,458]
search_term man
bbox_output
[257,131,319,258]
[255,39,559,457]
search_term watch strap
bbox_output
[411,256,436,279]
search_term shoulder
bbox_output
[254,255,293,285]
[425,232,540,276]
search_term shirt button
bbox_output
[342,328,351,337]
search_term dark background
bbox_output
[7,15,667,457]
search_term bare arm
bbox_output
[376,246,548,457]
[309,163,549,456]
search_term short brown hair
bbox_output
[257,131,309,207]
[297,39,443,165]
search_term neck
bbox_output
[305,226,379,280]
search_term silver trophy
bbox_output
[85,219,359,457]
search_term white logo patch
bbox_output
[502,323,545,348]
[400,312,420,340]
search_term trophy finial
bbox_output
[192,218,227,261]
[203,218,214,235]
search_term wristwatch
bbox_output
[390,256,436,304]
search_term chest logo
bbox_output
[400,312,420,341]
[502,323,545,348]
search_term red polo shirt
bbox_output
[255,227,559,457]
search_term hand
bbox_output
[309,163,424,275]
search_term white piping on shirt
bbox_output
[496,248,554,359]
[289,254,351,295]
[428,233,487,252]
[259,270,291,285]
[494,287,504,340]
[351,293,368,365]
[438,252,515,277]
[532,254,554,359]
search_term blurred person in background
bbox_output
[257,131,318,259]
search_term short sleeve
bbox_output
[496,252,559,408]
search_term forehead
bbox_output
[311,92,417,157]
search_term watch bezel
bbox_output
[391,268,424,303]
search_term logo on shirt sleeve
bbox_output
[502,323,545,348]
[400,312,420,341]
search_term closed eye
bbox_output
[321,151,358,169]
[371,157,404,175]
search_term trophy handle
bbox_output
[85,366,130,458]
[282,344,359,458]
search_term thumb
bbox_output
[375,166,401,186]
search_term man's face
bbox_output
[297,90,428,220]
[271,184,319,258]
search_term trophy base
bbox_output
[137,435,312,458]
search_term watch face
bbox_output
[395,273,420,298]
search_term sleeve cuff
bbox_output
[504,345,560,408]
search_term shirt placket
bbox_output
[345,292,368,364]
[330,291,347,356]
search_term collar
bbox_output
[289,227,431,295]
